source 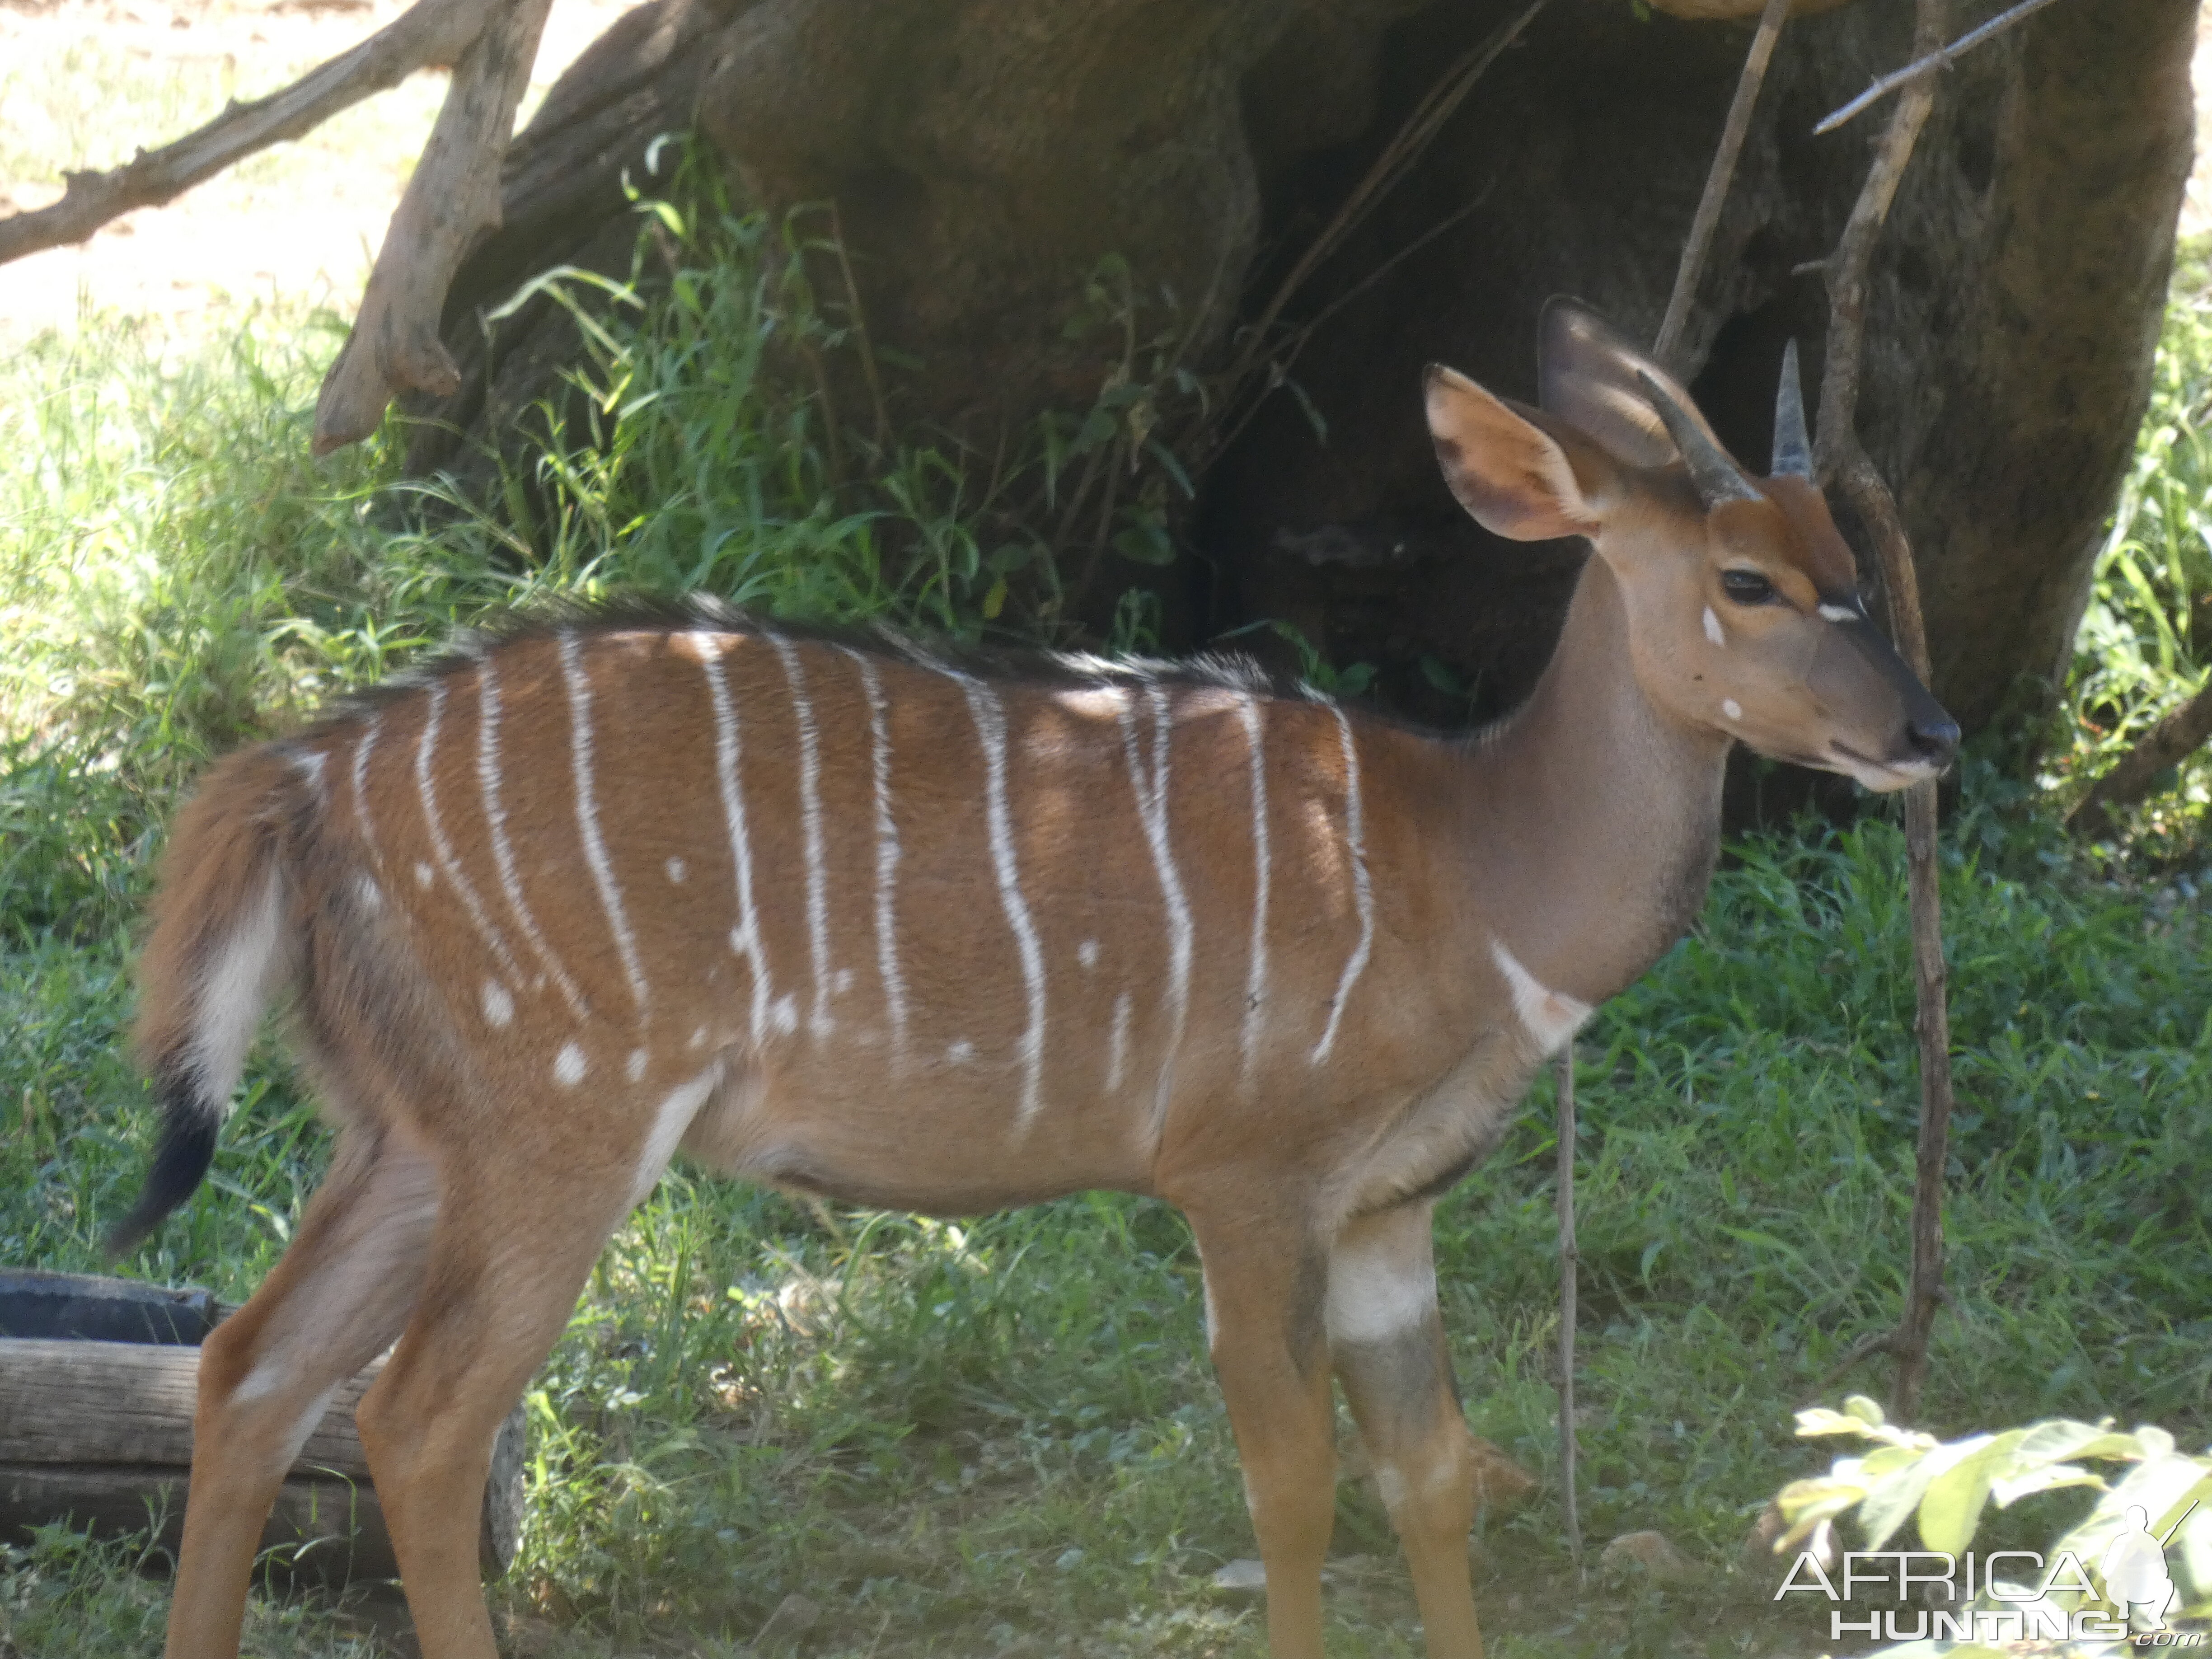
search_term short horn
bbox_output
[1635,370,1761,507]
[1772,338,1814,479]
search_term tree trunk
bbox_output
[408,0,2193,769]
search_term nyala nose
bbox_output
[1907,713,1960,769]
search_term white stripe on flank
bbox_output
[350,718,384,867]
[956,675,1049,1127]
[694,633,772,1046]
[560,633,651,1018]
[1107,991,1133,1095]
[477,660,588,1021]
[1117,684,1191,1129]
[1237,695,1271,1091]
[414,680,523,982]
[289,748,328,795]
[840,647,909,1069]
[1309,703,1373,1066]
[772,637,835,1038]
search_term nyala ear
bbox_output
[1425,365,1604,543]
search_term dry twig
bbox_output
[2066,677,2212,840]
[1814,0,2069,135]
[1555,1045,1582,1566]
[1810,0,1953,1426]
[0,0,493,268]
[1654,0,1792,369]
[313,0,555,452]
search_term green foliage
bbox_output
[1776,1397,2212,1656]
[2058,235,2212,855]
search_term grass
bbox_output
[1,200,2209,1657]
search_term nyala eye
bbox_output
[1720,569,1775,606]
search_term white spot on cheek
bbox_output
[414,862,434,889]
[482,981,513,1029]
[1723,698,1744,721]
[947,1039,974,1064]
[627,1048,648,1083]
[554,1043,587,1087]
[1324,1242,1436,1346]
[1818,603,1859,623]
[665,857,687,884]
[1078,940,1100,970]
[1703,605,1725,647]
[1490,940,1594,1055]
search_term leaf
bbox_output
[1843,1395,1886,1427]
[1990,1462,2106,1509]
[1111,524,1176,567]
[1918,1433,2023,1556]
[982,575,1007,620]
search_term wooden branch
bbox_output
[1811,0,1953,1427]
[1653,0,1792,370]
[0,0,493,268]
[1814,0,2069,136]
[2067,675,2212,839]
[1555,1044,1582,1566]
[313,0,556,454]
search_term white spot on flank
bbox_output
[1309,703,1373,1066]
[1116,684,1190,1132]
[477,659,587,1021]
[1702,605,1726,647]
[772,995,800,1036]
[289,748,328,794]
[665,857,687,884]
[355,874,383,912]
[1818,602,1860,623]
[1078,940,1100,970]
[772,637,835,1039]
[627,1048,648,1083]
[561,634,651,1018]
[628,1063,723,1209]
[833,968,855,995]
[1723,697,1744,721]
[1106,992,1133,1095]
[1324,1237,1436,1347]
[689,1026,707,1050]
[414,862,434,889]
[1490,940,1594,1056]
[693,633,772,1046]
[554,1043,588,1087]
[955,674,1050,1127]
[947,1039,975,1064]
[414,680,523,980]
[1237,694,1271,1091]
[482,981,514,1028]
[841,647,909,1069]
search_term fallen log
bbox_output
[0,1292,525,1583]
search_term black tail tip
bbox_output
[103,1112,218,1263]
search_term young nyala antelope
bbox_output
[112,300,1955,1659]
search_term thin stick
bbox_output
[1555,1043,1581,1566]
[1654,0,1792,369]
[1811,0,1953,1426]
[0,0,492,267]
[1814,0,2068,135]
